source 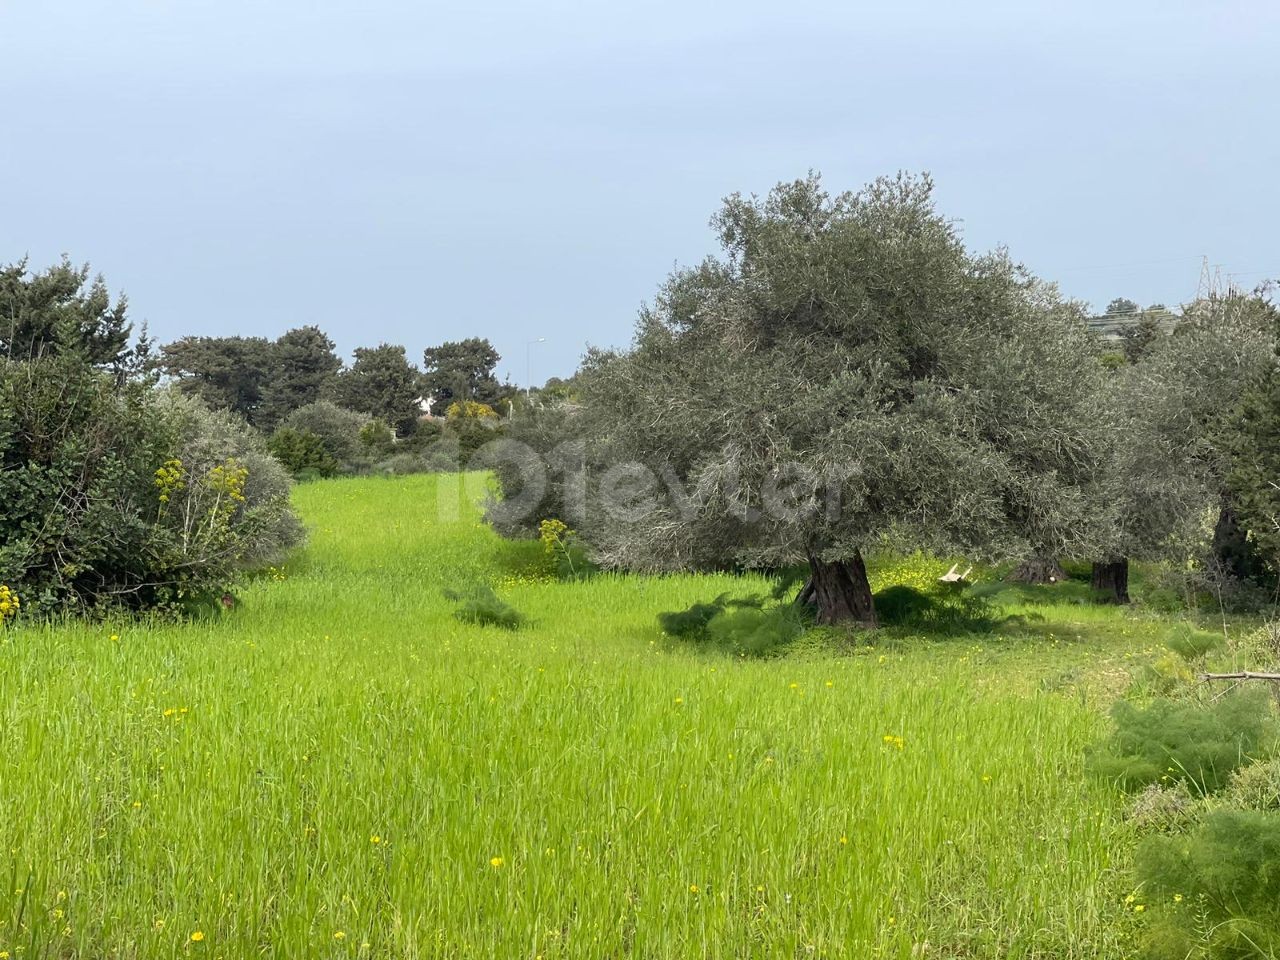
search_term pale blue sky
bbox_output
[2,1,1277,384]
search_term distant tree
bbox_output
[162,328,341,430]
[257,326,342,430]
[333,343,421,436]
[1105,297,1140,316]
[422,337,504,406]
[534,375,581,405]
[160,335,274,425]
[1121,312,1163,364]
[497,174,1107,626]
[0,257,134,370]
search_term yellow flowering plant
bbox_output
[0,584,20,626]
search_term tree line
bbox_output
[157,327,513,436]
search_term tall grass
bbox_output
[0,474,1145,957]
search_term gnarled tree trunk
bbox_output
[797,547,876,627]
[1090,558,1130,604]
[1009,554,1066,584]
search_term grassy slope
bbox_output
[0,473,1205,958]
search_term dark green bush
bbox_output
[444,584,524,629]
[401,417,444,451]
[0,361,302,616]
[359,419,397,456]
[0,357,173,614]
[1088,691,1274,794]
[282,401,367,464]
[267,427,338,478]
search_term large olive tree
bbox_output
[547,174,1106,626]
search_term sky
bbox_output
[2,0,1277,385]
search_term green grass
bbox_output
[0,473,1243,958]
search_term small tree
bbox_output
[505,174,1107,626]
[1105,297,1140,317]
[422,337,505,407]
[1,257,135,370]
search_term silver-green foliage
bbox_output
[578,173,1107,579]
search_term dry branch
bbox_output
[1200,671,1280,683]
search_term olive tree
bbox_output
[534,174,1106,626]
[1087,293,1276,602]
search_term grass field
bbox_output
[0,473,1215,958]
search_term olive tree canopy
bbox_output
[1085,294,1277,601]
[520,174,1104,626]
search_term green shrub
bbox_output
[0,357,171,614]
[283,401,367,463]
[401,417,444,451]
[1222,758,1280,812]
[1165,624,1223,662]
[375,453,427,475]
[267,427,338,478]
[444,584,524,629]
[161,395,303,577]
[359,419,397,456]
[658,600,728,639]
[1124,782,1199,833]
[0,363,302,616]
[449,417,504,462]
[1136,809,1280,959]
[1088,691,1274,794]
[421,445,462,473]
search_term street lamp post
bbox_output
[526,337,547,400]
